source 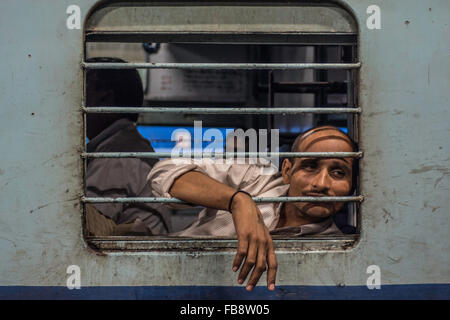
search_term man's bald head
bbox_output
[291,126,356,155]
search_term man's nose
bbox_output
[311,168,331,192]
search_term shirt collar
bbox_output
[270,217,334,236]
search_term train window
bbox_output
[82,1,362,252]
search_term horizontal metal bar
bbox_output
[82,106,361,114]
[85,31,358,45]
[82,196,364,204]
[82,151,363,159]
[81,62,361,70]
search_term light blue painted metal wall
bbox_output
[0,0,448,298]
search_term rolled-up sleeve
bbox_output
[147,158,200,198]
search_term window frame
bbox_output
[82,1,362,253]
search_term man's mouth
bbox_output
[302,193,333,210]
[304,192,328,197]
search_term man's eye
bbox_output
[331,169,346,178]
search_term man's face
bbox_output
[281,129,353,221]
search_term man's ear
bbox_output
[281,158,292,184]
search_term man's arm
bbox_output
[169,170,277,291]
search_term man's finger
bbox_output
[232,237,249,272]
[246,242,268,291]
[237,237,257,285]
[266,234,277,291]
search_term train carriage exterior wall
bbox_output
[0,0,449,299]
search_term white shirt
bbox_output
[148,158,341,237]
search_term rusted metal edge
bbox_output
[86,236,358,253]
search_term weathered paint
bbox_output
[0,0,449,298]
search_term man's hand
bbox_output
[169,171,277,291]
[230,192,277,292]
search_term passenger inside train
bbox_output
[84,57,170,236]
[150,125,354,237]
[148,125,356,291]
